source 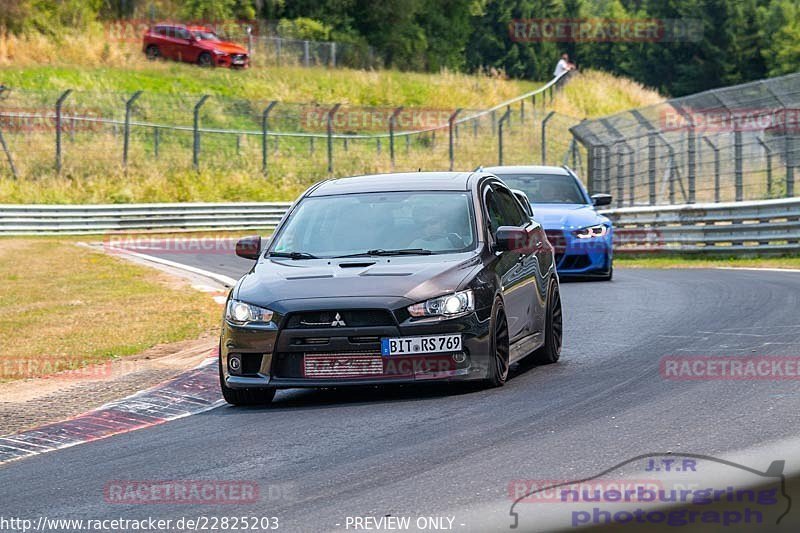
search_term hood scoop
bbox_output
[285,273,334,280]
[338,262,376,268]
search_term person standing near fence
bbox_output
[553,53,574,78]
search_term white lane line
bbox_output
[716,267,800,273]
[93,244,238,287]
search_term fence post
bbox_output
[54,90,72,175]
[448,108,462,171]
[734,129,743,201]
[785,135,795,198]
[303,40,310,67]
[615,148,625,207]
[647,132,656,205]
[261,100,278,175]
[0,86,17,179]
[153,127,159,159]
[330,42,336,68]
[192,95,210,170]
[673,103,697,203]
[276,37,282,66]
[703,137,721,202]
[497,108,512,165]
[757,137,773,198]
[389,106,403,171]
[123,90,143,170]
[541,111,556,164]
[327,103,341,175]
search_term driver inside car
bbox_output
[409,208,454,250]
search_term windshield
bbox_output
[270,191,476,257]
[191,30,220,41]
[499,173,588,204]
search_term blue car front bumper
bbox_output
[544,229,613,277]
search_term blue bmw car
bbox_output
[485,165,614,280]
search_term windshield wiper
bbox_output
[269,251,319,260]
[335,248,433,258]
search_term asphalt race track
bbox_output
[2,260,800,531]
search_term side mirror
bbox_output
[495,225,534,252]
[235,235,261,260]
[591,193,613,207]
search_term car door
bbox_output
[172,27,196,63]
[483,183,535,344]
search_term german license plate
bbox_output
[381,334,462,356]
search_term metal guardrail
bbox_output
[602,197,800,254]
[4,198,800,258]
[0,202,293,235]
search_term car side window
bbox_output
[492,187,529,227]
[484,188,504,235]
[175,28,191,40]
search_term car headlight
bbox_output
[226,299,274,325]
[573,224,610,239]
[408,290,474,318]
[212,49,226,55]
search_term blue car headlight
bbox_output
[573,224,610,239]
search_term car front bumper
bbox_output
[545,229,613,277]
[220,304,493,389]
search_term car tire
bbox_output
[483,299,510,388]
[530,278,563,365]
[145,45,160,60]
[218,357,276,406]
[198,52,214,67]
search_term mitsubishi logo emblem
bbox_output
[331,313,346,327]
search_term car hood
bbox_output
[234,252,482,309]
[531,203,610,231]
[198,41,247,54]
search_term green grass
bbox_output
[0,63,540,108]
[617,254,800,269]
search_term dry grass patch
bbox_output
[0,238,221,381]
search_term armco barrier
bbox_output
[602,196,800,254]
[0,202,293,235]
[2,198,800,256]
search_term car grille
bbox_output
[231,54,247,61]
[285,310,395,329]
[560,255,591,270]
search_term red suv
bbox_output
[143,24,249,68]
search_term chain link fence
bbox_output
[0,73,577,188]
[571,72,800,207]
